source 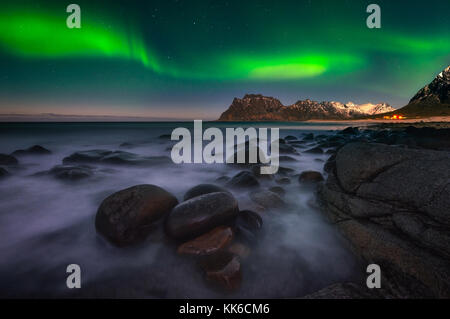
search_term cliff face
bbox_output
[218,94,284,121]
[218,95,394,121]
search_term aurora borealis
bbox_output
[0,0,449,119]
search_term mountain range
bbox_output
[218,65,450,121]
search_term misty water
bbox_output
[0,122,364,298]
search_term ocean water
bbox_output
[0,122,363,298]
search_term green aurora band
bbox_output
[2,6,448,82]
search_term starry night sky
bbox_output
[0,0,449,119]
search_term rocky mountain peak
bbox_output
[409,65,450,105]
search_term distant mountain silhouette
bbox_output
[218,94,394,121]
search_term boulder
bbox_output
[183,184,230,201]
[249,190,285,209]
[338,127,360,135]
[0,167,9,178]
[199,251,242,291]
[11,145,51,156]
[284,135,298,141]
[276,177,291,185]
[165,192,239,240]
[96,184,178,246]
[177,226,233,256]
[63,149,170,166]
[225,171,260,189]
[298,171,324,183]
[302,283,381,299]
[0,154,18,165]
[318,142,450,297]
[40,165,93,181]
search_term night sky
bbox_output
[0,0,449,120]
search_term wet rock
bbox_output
[183,184,230,201]
[302,283,381,299]
[0,154,18,165]
[304,146,324,154]
[236,210,263,230]
[158,134,172,139]
[0,167,9,178]
[269,186,285,197]
[63,149,170,166]
[11,145,51,156]
[177,226,233,256]
[339,127,360,135]
[276,177,291,185]
[249,190,285,209]
[199,251,242,291]
[284,135,298,141]
[215,176,230,184]
[225,171,260,189]
[318,142,450,297]
[298,171,324,183]
[302,133,314,141]
[165,192,239,240]
[95,184,178,246]
[228,243,250,258]
[41,165,93,181]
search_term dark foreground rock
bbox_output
[225,171,260,189]
[177,226,233,256]
[36,165,93,181]
[12,145,51,156]
[249,190,285,209]
[302,282,381,299]
[63,149,171,166]
[318,142,450,298]
[0,167,9,178]
[0,154,18,165]
[165,192,239,240]
[199,251,242,291]
[96,184,178,246]
[184,184,230,201]
[298,171,324,183]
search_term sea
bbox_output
[0,121,364,298]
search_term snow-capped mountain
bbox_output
[218,94,394,121]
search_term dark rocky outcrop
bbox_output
[0,167,9,178]
[63,149,170,166]
[318,142,450,297]
[11,145,51,156]
[302,282,382,299]
[36,165,93,181]
[165,192,239,240]
[96,184,178,246]
[0,154,18,165]
[218,94,393,121]
[384,65,450,117]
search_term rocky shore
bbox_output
[315,125,450,298]
[1,124,449,298]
